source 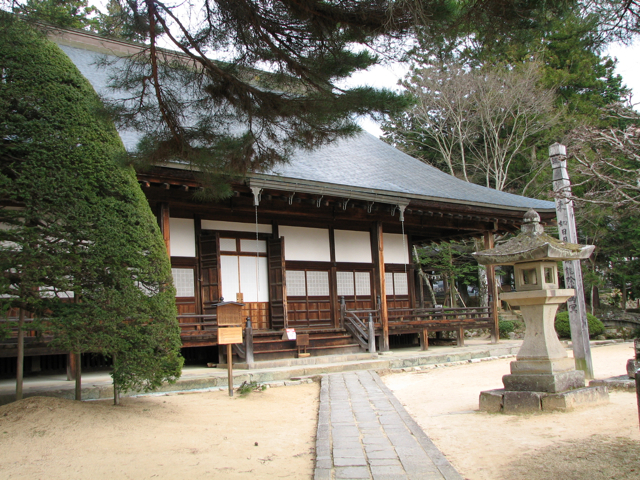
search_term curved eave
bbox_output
[249,173,556,214]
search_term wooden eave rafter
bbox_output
[137,167,554,242]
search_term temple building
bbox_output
[1,28,557,369]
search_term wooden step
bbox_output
[253,343,363,361]
[249,328,365,361]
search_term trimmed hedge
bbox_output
[555,311,605,339]
[0,15,183,393]
[498,320,515,339]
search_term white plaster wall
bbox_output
[220,255,240,301]
[334,230,372,263]
[239,256,269,302]
[279,225,330,262]
[201,220,272,234]
[383,233,409,264]
[169,217,196,257]
[221,255,268,302]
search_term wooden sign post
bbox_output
[215,301,244,397]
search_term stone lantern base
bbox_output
[480,385,609,414]
[502,369,586,393]
[478,290,609,414]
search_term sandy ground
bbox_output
[384,342,640,480]
[1,343,639,480]
[0,383,318,480]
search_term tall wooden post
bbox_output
[484,232,499,344]
[373,222,389,351]
[227,344,233,397]
[550,143,594,379]
[16,308,25,401]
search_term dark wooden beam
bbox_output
[373,222,389,351]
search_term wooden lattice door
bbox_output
[199,231,221,315]
[268,237,287,330]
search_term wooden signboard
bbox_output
[296,333,310,358]
[216,302,244,326]
[218,326,243,345]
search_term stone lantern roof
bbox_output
[473,209,594,266]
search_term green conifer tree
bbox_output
[0,14,183,398]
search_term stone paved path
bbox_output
[314,370,462,480]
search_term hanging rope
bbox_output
[400,209,407,275]
[255,204,260,301]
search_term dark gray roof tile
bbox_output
[56,39,555,213]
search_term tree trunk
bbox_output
[593,286,600,309]
[442,276,450,307]
[475,239,489,307]
[74,353,82,401]
[449,276,456,307]
[454,283,467,307]
[16,308,25,401]
[113,353,120,406]
[413,246,437,306]
[622,280,628,311]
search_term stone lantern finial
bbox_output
[521,209,543,235]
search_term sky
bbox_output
[351,41,640,137]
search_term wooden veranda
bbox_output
[340,297,497,351]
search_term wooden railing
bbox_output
[339,298,495,350]
[0,316,39,338]
[176,314,217,332]
[339,297,377,352]
[388,306,493,329]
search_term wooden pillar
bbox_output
[373,222,389,351]
[484,232,499,344]
[159,202,171,255]
[420,328,429,351]
[457,327,465,347]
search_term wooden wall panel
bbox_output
[176,297,198,332]
[242,302,269,330]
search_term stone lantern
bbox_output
[473,209,608,413]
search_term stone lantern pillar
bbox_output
[473,210,608,413]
